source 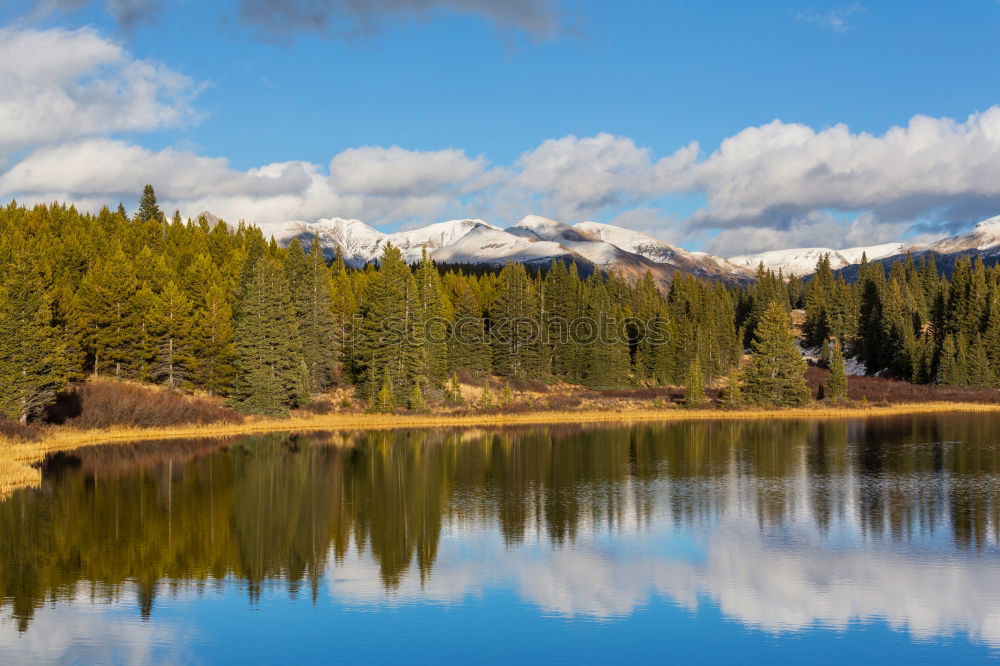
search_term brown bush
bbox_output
[44,379,244,429]
[805,366,1000,404]
[0,419,43,441]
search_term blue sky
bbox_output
[2,1,1000,254]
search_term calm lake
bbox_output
[3,415,1000,664]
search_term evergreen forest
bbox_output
[1,188,995,422]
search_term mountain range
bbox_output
[284,214,753,288]
[280,213,1000,285]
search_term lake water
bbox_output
[3,416,1000,664]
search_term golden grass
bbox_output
[3,401,1000,499]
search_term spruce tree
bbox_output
[74,247,143,378]
[137,184,163,223]
[229,253,308,416]
[719,368,743,409]
[825,340,848,401]
[742,302,811,407]
[581,280,630,389]
[683,356,705,408]
[286,237,337,395]
[409,384,428,413]
[185,255,235,394]
[414,250,449,387]
[490,263,543,379]
[446,372,463,403]
[0,257,73,422]
[354,244,422,405]
[479,382,494,410]
[148,281,194,388]
[448,280,490,377]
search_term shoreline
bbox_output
[3,401,1000,497]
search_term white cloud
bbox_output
[0,138,493,232]
[682,109,1000,233]
[506,133,697,220]
[328,145,488,196]
[3,27,1000,256]
[0,26,201,158]
[704,211,941,257]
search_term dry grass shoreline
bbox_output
[3,401,1000,499]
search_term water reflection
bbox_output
[3,416,1000,648]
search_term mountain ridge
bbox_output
[280,213,1000,284]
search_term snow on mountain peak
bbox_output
[976,214,1000,229]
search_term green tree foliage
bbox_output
[824,340,848,401]
[742,302,811,407]
[354,244,423,406]
[286,237,338,394]
[0,256,73,422]
[136,184,163,224]
[229,253,308,416]
[148,281,194,388]
[0,198,752,418]
[490,263,544,379]
[683,356,705,408]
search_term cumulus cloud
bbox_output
[3,25,1000,255]
[704,212,935,257]
[681,109,1000,233]
[0,26,200,158]
[235,0,567,42]
[0,138,495,231]
[506,133,697,220]
[328,145,488,196]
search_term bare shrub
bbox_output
[45,379,244,429]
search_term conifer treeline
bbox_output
[0,198,756,420]
[802,252,1000,387]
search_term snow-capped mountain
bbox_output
[281,212,1000,286]
[729,243,912,276]
[432,222,575,266]
[282,214,752,285]
[726,214,1000,278]
[287,218,500,265]
[575,220,750,278]
[925,215,1000,254]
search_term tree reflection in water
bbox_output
[3,414,1000,635]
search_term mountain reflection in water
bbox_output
[3,415,1000,658]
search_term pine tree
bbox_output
[490,263,543,379]
[825,340,848,401]
[414,250,449,387]
[719,368,743,409]
[229,253,308,416]
[581,279,631,389]
[937,333,962,385]
[479,382,494,410]
[409,384,428,413]
[448,280,490,377]
[967,335,994,388]
[354,244,423,405]
[500,381,513,408]
[286,237,337,395]
[446,372,464,403]
[742,302,811,407]
[185,257,235,395]
[137,184,163,223]
[373,368,395,413]
[74,247,143,378]
[683,356,705,408]
[0,257,73,422]
[148,281,194,388]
